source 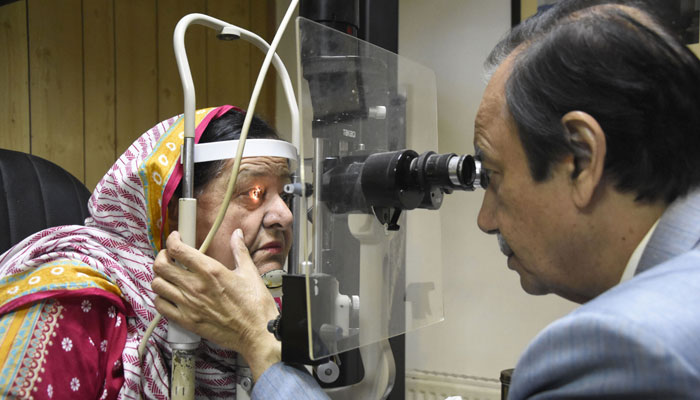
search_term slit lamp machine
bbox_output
[140,1,489,399]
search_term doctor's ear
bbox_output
[561,111,606,208]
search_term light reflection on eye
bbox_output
[249,186,263,202]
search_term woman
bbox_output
[0,105,293,399]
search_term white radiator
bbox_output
[405,369,501,400]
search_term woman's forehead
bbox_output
[234,157,290,179]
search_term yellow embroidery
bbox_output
[0,306,30,369]
[0,300,63,397]
[0,260,122,308]
[141,107,218,253]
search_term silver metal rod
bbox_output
[289,175,302,275]
[312,138,325,274]
[182,137,195,199]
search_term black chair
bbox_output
[0,149,92,254]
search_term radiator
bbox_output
[405,369,501,400]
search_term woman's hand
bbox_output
[151,229,281,380]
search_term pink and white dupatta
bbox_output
[0,106,241,399]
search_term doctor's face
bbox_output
[195,156,293,275]
[474,57,584,302]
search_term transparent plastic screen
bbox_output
[296,17,444,360]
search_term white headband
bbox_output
[187,139,298,170]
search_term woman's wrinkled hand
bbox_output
[151,229,281,380]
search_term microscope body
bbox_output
[273,2,487,398]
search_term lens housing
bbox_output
[358,150,485,211]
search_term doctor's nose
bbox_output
[477,190,497,235]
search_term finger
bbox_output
[230,229,257,274]
[153,248,193,289]
[152,249,174,277]
[166,231,215,274]
[153,295,187,327]
[151,276,186,305]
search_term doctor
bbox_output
[152,0,700,398]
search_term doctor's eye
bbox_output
[480,168,491,189]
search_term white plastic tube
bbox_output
[173,13,299,143]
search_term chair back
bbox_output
[0,149,92,254]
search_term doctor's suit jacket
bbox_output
[508,187,700,399]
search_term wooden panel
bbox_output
[3,0,276,184]
[157,0,207,121]
[520,0,538,23]
[206,0,251,109]
[115,0,158,155]
[690,43,700,58]
[28,0,84,180]
[83,0,115,190]
[249,0,277,124]
[0,0,30,152]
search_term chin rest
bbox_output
[0,149,92,254]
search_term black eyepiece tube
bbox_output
[410,152,485,192]
[357,150,486,213]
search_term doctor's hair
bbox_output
[488,1,700,204]
[485,0,697,75]
[175,108,280,198]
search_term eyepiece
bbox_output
[410,152,486,192]
[329,149,487,218]
[472,157,489,190]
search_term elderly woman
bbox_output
[0,105,293,399]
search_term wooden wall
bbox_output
[0,0,276,190]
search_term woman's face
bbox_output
[194,156,293,275]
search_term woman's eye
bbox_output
[239,186,265,206]
[250,186,263,201]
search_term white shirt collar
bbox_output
[619,218,660,284]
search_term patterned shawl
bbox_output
[0,105,241,399]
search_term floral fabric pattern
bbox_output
[0,295,127,399]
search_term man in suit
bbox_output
[151,1,700,398]
[474,1,700,396]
